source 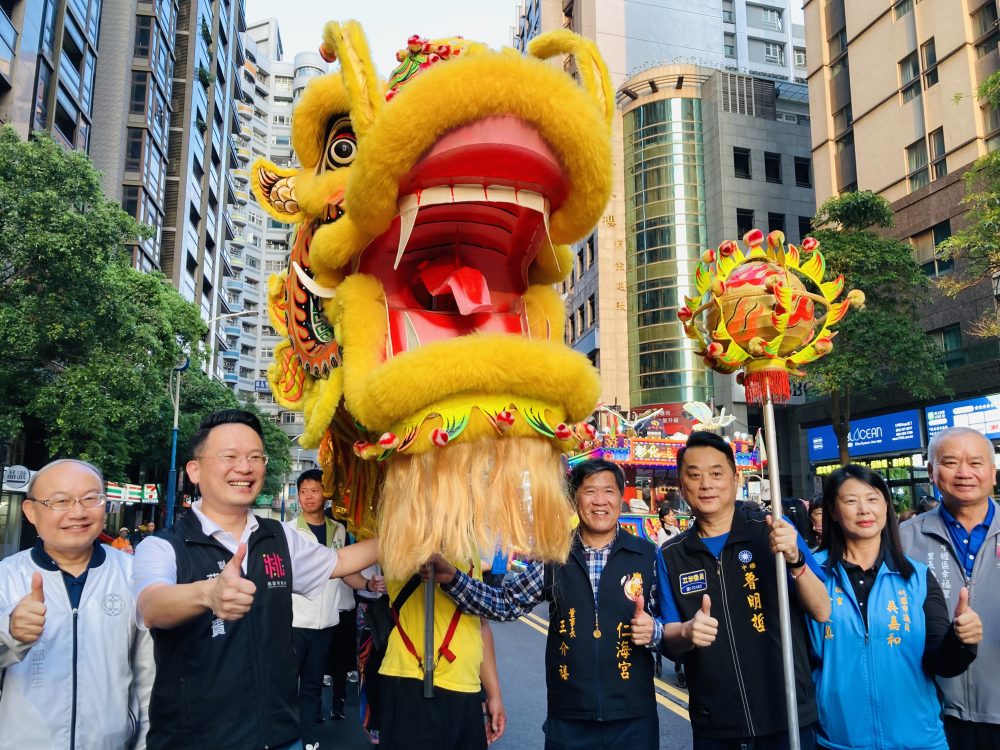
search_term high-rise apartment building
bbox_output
[514,0,812,433]
[91,0,178,272]
[0,0,102,150]
[798,0,1000,502]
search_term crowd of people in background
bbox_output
[0,417,997,750]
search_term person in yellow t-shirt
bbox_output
[378,557,506,749]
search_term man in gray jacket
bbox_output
[901,426,1000,750]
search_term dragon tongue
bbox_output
[419,263,493,315]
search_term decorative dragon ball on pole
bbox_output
[678,228,864,404]
[677,227,863,750]
[250,21,612,580]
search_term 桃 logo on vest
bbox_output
[679,569,708,595]
[738,549,753,564]
[262,552,288,589]
[102,593,126,616]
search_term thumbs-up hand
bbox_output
[683,594,718,648]
[10,572,47,644]
[209,544,257,621]
[953,587,983,646]
[629,593,655,646]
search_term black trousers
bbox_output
[329,609,357,706]
[292,626,335,743]
[378,676,486,750]
[693,724,817,750]
[543,712,659,750]
[944,717,1000,750]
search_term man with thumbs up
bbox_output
[133,410,377,750]
[655,431,830,750]
[434,458,662,750]
[901,427,1000,750]
[0,458,153,749]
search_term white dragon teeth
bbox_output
[292,261,337,299]
[394,185,554,269]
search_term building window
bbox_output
[764,152,782,183]
[893,0,913,20]
[134,14,152,58]
[929,324,962,368]
[129,71,148,115]
[768,212,786,235]
[724,35,736,59]
[734,147,752,179]
[921,39,938,88]
[764,42,784,65]
[929,128,947,180]
[722,2,733,23]
[125,128,143,172]
[906,138,930,192]
[736,208,755,237]
[830,53,849,78]
[794,48,806,67]
[587,294,596,328]
[830,29,848,60]
[973,3,1000,58]
[798,216,812,241]
[762,8,782,30]
[794,157,812,187]
[985,105,1000,151]
[833,104,853,136]
[899,51,921,104]
[911,220,955,277]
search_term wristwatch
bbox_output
[787,552,806,569]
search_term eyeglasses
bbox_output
[199,453,269,467]
[30,494,107,511]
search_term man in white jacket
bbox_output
[0,459,153,749]
[284,469,349,747]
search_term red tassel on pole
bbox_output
[743,368,790,405]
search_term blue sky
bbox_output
[243,0,521,76]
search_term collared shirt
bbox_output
[132,500,337,611]
[444,529,664,647]
[840,550,884,628]
[31,539,106,609]
[939,501,995,578]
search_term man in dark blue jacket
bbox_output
[433,458,661,750]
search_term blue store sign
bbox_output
[807,409,923,463]
[926,393,1000,440]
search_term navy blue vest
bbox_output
[543,528,658,721]
[148,511,298,750]
[660,504,818,738]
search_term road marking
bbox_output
[518,610,692,722]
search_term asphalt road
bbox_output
[315,604,693,749]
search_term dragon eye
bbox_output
[327,134,357,168]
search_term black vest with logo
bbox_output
[659,503,818,738]
[148,511,298,750]
[543,528,657,721]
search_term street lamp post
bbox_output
[165,359,189,529]
[164,309,256,528]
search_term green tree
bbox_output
[134,370,292,499]
[0,126,206,476]
[805,191,949,465]
[935,71,1000,336]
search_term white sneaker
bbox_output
[306,744,319,750]
[322,674,332,686]
[347,670,359,683]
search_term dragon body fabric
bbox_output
[250,21,612,578]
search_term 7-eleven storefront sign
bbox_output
[107,482,160,505]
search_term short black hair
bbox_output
[569,459,625,496]
[190,409,264,457]
[821,464,914,579]
[677,431,736,474]
[297,468,323,491]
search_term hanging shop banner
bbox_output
[807,409,923,463]
[926,393,1000,441]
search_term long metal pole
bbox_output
[165,370,182,529]
[762,384,800,750]
[423,562,435,698]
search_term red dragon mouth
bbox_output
[356,115,569,357]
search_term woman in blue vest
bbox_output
[808,465,982,750]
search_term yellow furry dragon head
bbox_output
[251,21,612,577]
